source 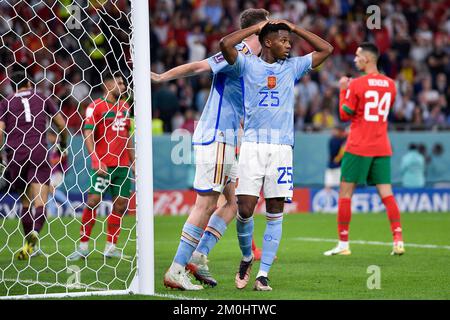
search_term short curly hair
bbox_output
[239,8,269,29]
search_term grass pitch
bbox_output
[0,212,449,299]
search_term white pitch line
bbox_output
[293,237,450,250]
[1,278,105,291]
[152,293,206,300]
[1,279,206,300]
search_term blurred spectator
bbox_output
[418,143,431,170]
[411,106,426,129]
[428,143,447,186]
[187,25,207,63]
[425,104,446,128]
[0,0,449,134]
[426,38,449,85]
[400,143,425,188]
[152,83,180,132]
[180,108,197,134]
[171,111,185,131]
[324,124,347,189]
[393,87,415,123]
[313,105,335,130]
[195,75,212,113]
[152,108,164,136]
[297,74,319,109]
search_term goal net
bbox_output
[0,0,153,298]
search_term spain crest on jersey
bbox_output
[267,75,277,89]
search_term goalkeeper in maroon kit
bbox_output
[0,67,68,260]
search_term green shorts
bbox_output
[89,166,131,197]
[341,152,391,185]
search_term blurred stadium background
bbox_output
[0,0,449,299]
[1,0,449,217]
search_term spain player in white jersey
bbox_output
[157,9,270,291]
[220,20,333,291]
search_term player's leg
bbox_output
[19,182,49,259]
[16,186,34,260]
[188,181,237,287]
[253,144,292,291]
[6,158,33,244]
[233,142,264,289]
[19,155,52,259]
[164,191,218,290]
[67,169,104,261]
[234,194,258,289]
[103,166,132,258]
[370,156,405,255]
[188,145,239,287]
[103,195,129,258]
[50,171,71,215]
[254,197,285,291]
[164,142,223,290]
[324,152,370,256]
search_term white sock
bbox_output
[338,241,349,249]
[79,242,88,251]
[242,254,253,262]
[256,270,268,279]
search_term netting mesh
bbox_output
[0,0,137,297]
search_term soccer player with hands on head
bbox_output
[220,18,333,291]
[323,43,405,257]
[160,9,270,291]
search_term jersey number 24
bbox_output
[364,90,391,122]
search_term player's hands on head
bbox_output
[269,19,295,31]
[256,20,270,34]
[339,76,351,90]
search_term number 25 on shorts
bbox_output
[277,167,293,184]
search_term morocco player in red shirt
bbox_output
[68,72,135,261]
[324,43,405,256]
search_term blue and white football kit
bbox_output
[224,52,312,198]
[192,43,252,193]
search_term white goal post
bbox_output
[0,0,154,299]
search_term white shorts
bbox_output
[324,167,341,188]
[236,142,293,198]
[193,142,238,193]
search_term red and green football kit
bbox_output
[336,72,403,246]
[84,97,132,196]
[339,73,397,184]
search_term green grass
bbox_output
[1,212,449,299]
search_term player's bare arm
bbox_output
[338,77,353,122]
[83,128,107,176]
[278,19,333,68]
[151,60,211,83]
[220,20,268,65]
